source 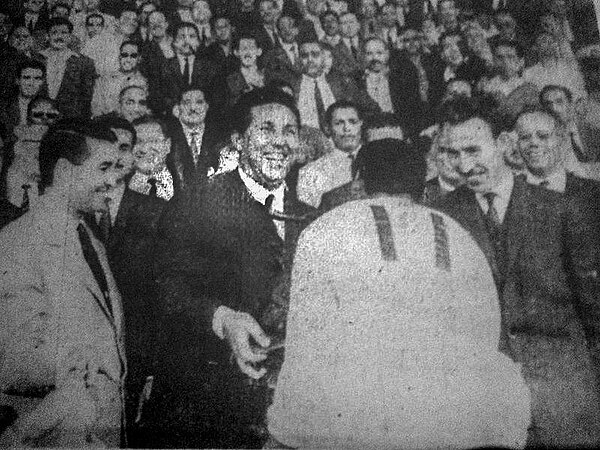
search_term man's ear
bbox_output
[231,131,243,151]
[173,104,181,118]
[256,47,262,57]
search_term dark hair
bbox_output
[437,95,502,137]
[172,21,199,39]
[27,95,58,120]
[539,84,573,103]
[233,32,260,50]
[359,138,425,198]
[131,115,170,137]
[319,10,338,26]
[47,17,73,33]
[491,38,524,58]
[176,84,207,104]
[376,1,396,16]
[85,12,105,26]
[92,115,137,147]
[16,58,46,80]
[231,86,299,135]
[50,2,71,16]
[39,119,117,191]
[119,39,139,52]
[209,13,230,29]
[119,5,139,18]
[324,100,362,129]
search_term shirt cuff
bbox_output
[212,305,235,339]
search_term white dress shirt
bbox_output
[177,54,195,83]
[181,121,205,164]
[128,167,174,201]
[297,74,336,129]
[41,49,78,99]
[475,174,514,223]
[281,42,298,65]
[526,170,567,193]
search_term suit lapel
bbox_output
[168,57,185,89]
[503,177,535,274]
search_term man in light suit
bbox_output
[0,119,126,447]
[435,96,600,448]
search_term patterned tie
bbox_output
[183,56,191,85]
[148,178,158,197]
[190,132,200,165]
[314,80,325,129]
[21,184,31,211]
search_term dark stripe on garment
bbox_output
[431,212,451,272]
[370,205,397,261]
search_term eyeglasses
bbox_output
[120,52,139,58]
[31,111,60,120]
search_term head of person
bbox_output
[131,116,170,175]
[494,10,516,40]
[91,115,137,179]
[38,119,121,215]
[439,0,458,28]
[138,1,157,25]
[277,15,299,44]
[173,86,208,129]
[172,21,200,55]
[378,2,397,28]
[339,12,359,38]
[258,0,280,27]
[535,32,560,60]
[85,12,104,38]
[442,78,472,101]
[364,37,389,73]
[50,2,71,19]
[299,39,325,78]
[402,28,423,56]
[0,11,13,42]
[320,10,339,37]
[119,40,141,73]
[211,15,231,44]
[27,96,60,125]
[9,26,34,55]
[539,84,573,125]
[514,108,563,178]
[307,0,327,16]
[324,100,363,153]
[82,0,100,12]
[360,0,377,19]
[24,0,46,14]
[177,0,193,8]
[240,0,255,10]
[440,32,464,67]
[231,86,300,190]
[192,0,212,24]
[48,17,73,50]
[359,138,426,199]
[16,59,46,99]
[118,6,139,37]
[492,39,524,79]
[463,22,489,56]
[118,85,149,122]
[539,13,561,37]
[436,96,508,194]
[148,10,168,39]
[234,34,262,68]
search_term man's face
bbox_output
[329,107,362,153]
[435,148,464,186]
[259,1,280,26]
[214,18,231,43]
[52,5,70,18]
[192,0,212,23]
[235,38,261,67]
[380,4,396,28]
[437,118,503,193]
[18,67,45,98]
[173,26,200,55]
[278,16,298,44]
[300,42,324,77]
[176,89,208,128]
[494,44,523,79]
[321,13,338,37]
[119,87,148,122]
[495,13,516,39]
[148,11,168,38]
[49,24,71,50]
[25,0,46,13]
[140,2,157,24]
[515,112,562,177]
[364,39,388,72]
[10,27,34,54]
[86,15,104,37]
[119,43,140,72]
[541,89,573,124]
[111,128,135,179]
[29,101,60,125]
[237,103,299,190]
[439,0,458,27]
[441,35,463,67]
[119,11,138,36]
[133,123,170,174]
[403,30,422,55]
[307,0,326,16]
[71,137,121,214]
[339,13,359,38]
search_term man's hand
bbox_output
[221,310,271,379]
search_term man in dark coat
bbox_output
[152,87,315,448]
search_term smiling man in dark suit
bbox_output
[153,87,315,448]
[435,96,600,448]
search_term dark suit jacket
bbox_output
[330,38,364,81]
[436,176,600,358]
[251,25,282,56]
[201,41,239,76]
[318,179,367,213]
[0,97,21,139]
[264,45,303,87]
[36,52,96,119]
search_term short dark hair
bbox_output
[172,21,199,39]
[39,119,117,191]
[233,32,260,49]
[119,5,139,18]
[324,100,362,129]
[231,86,300,135]
[119,39,139,52]
[359,138,425,198]
[47,17,74,33]
[176,85,207,104]
[539,84,573,103]
[50,2,71,16]
[131,115,170,138]
[210,13,230,29]
[491,38,524,58]
[437,95,502,137]
[16,58,46,80]
[92,115,137,147]
[364,112,402,131]
[85,12,105,26]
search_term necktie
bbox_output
[570,131,586,162]
[98,207,112,244]
[484,192,501,228]
[350,42,358,60]
[190,132,200,164]
[77,224,113,318]
[148,178,158,197]
[350,154,360,180]
[314,80,325,129]
[21,184,31,211]
[183,56,191,85]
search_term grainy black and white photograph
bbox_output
[0,0,600,448]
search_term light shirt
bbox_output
[342,37,359,55]
[297,74,336,129]
[264,25,279,46]
[281,42,298,65]
[438,176,458,194]
[42,49,78,99]
[365,70,394,113]
[443,66,456,82]
[240,66,265,88]
[177,54,195,83]
[380,26,398,46]
[238,167,286,240]
[196,24,211,42]
[321,34,341,47]
[181,121,205,164]
[18,97,29,125]
[526,170,567,193]
[482,75,526,97]
[24,12,38,29]
[306,14,325,40]
[128,167,174,201]
[475,174,514,223]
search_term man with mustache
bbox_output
[435,96,600,448]
[153,87,315,448]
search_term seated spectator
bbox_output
[84,12,104,40]
[227,34,266,107]
[439,31,489,85]
[8,25,39,57]
[71,0,116,45]
[202,14,238,75]
[136,0,157,42]
[92,40,147,117]
[539,11,575,60]
[114,85,151,123]
[49,2,71,20]
[319,9,340,47]
[481,39,528,98]
[462,21,494,68]
[330,11,363,79]
[304,0,327,42]
[190,0,212,51]
[264,15,303,87]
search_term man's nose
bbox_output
[457,153,474,174]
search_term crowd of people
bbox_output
[1,0,600,448]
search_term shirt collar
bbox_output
[180,120,204,138]
[526,169,567,193]
[238,167,285,206]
